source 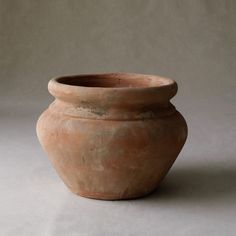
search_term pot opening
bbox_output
[56,73,172,89]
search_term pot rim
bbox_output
[48,72,177,102]
[47,73,178,120]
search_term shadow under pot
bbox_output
[36,73,188,200]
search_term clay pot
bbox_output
[36,73,187,200]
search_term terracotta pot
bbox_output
[36,73,187,200]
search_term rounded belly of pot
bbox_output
[37,109,187,200]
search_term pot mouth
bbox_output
[48,73,178,116]
[54,73,174,89]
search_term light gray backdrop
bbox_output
[0,1,236,235]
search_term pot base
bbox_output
[70,187,158,201]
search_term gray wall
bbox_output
[1,0,235,102]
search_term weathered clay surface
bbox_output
[36,73,187,200]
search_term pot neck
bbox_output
[49,99,176,121]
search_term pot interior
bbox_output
[56,73,169,88]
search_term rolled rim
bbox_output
[48,73,177,104]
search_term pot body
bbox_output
[36,73,187,200]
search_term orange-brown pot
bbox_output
[36,73,187,200]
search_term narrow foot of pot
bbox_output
[69,187,159,201]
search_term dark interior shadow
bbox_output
[146,163,236,202]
